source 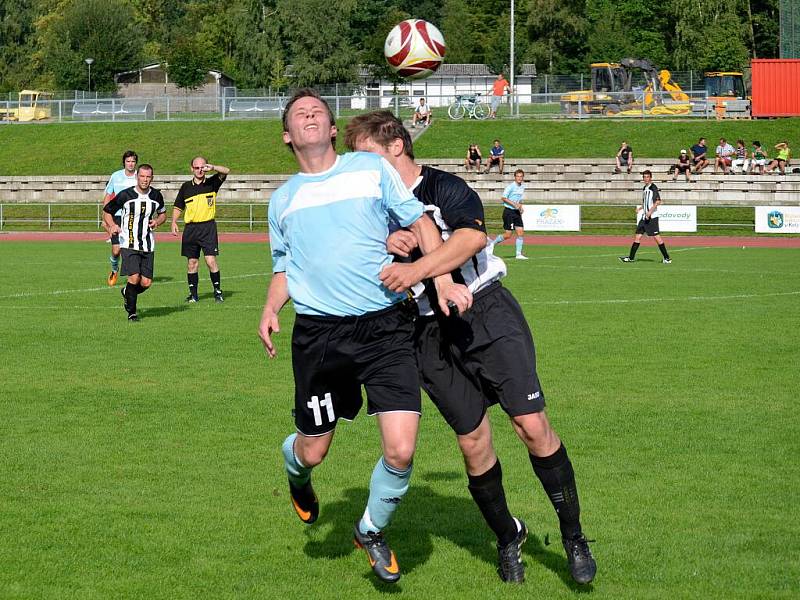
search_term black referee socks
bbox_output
[530,444,583,540]
[628,242,640,260]
[658,243,670,260]
[468,459,518,546]
[210,270,221,292]
[187,272,199,297]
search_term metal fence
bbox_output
[0,89,733,123]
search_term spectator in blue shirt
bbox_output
[484,139,505,174]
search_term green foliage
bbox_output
[33,0,144,91]
[278,0,359,86]
[166,36,212,91]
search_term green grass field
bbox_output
[2,118,799,175]
[1,240,798,598]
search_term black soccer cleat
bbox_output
[562,534,597,584]
[618,256,633,263]
[289,480,318,524]
[214,290,224,303]
[496,518,527,583]
[128,313,139,322]
[353,523,401,583]
[186,294,198,303]
[121,287,130,313]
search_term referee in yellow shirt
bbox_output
[171,156,231,302]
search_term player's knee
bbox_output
[457,430,493,463]
[140,278,152,289]
[513,411,555,441]
[295,441,329,468]
[383,443,415,470]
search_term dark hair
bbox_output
[137,163,154,174]
[282,88,336,154]
[737,139,745,146]
[122,150,138,165]
[493,139,500,143]
[343,110,414,160]
[642,169,652,177]
[753,140,761,146]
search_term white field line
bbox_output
[0,272,270,299]
[527,246,713,260]
[3,290,799,311]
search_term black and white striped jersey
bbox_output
[641,182,661,218]
[103,186,165,252]
[404,166,507,316]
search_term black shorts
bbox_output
[502,208,524,230]
[676,164,691,173]
[120,248,155,278]
[488,156,502,165]
[414,283,545,435]
[181,220,219,258]
[291,301,420,436]
[110,215,122,246]
[636,217,660,236]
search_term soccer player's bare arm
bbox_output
[259,272,290,359]
[170,207,182,235]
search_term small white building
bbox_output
[353,63,537,109]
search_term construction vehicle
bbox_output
[560,59,689,115]
[0,90,54,122]
[702,72,750,118]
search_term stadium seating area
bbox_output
[1,159,798,205]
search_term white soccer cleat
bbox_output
[515,255,528,260]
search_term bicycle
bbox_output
[448,93,488,120]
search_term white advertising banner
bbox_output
[648,205,697,232]
[755,206,800,233]
[522,205,581,231]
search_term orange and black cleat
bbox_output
[107,270,119,286]
[289,480,319,524]
[353,523,401,583]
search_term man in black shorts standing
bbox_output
[170,157,230,303]
[345,111,597,586]
[619,170,672,264]
[102,164,166,321]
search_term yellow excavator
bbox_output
[560,59,689,115]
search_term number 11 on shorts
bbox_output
[308,393,335,426]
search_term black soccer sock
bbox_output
[210,270,221,292]
[124,283,139,314]
[467,459,518,546]
[629,242,640,260]
[658,243,670,260]
[188,272,199,298]
[530,444,583,540]
[135,282,149,295]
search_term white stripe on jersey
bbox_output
[642,183,660,218]
[279,169,381,223]
[413,202,507,316]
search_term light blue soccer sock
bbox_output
[109,254,120,272]
[282,433,312,487]
[515,237,524,256]
[493,234,505,245]
[358,457,413,534]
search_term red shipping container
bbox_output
[751,59,800,117]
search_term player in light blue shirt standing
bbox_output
[257,88,470,585]
[491,169,528,259]
[102,150,138,285]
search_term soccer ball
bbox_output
[384,19,446,80]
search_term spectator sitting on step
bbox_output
[747,141,768,175]
[671,149,693,182]
[766,141,791,175]
[465,143,482,172]
[484,139,505,174]
[614,141,634,174]
[714,137,735,174]
[731,139,747,174]
[690,138,709,174]
[411,97,432,128]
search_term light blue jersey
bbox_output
[269,152,423,317]
[502,181,525,210]
[105,169,137,217]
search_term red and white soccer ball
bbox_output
[384,19,446,80]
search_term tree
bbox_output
[525,0,588,73]
[278,0,359,86]
[33,0,144,91]
[166,36,212,90]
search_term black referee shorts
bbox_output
[181,220,219,258]
[291,301,420,436]
[636,217,660,236]
[120,248,155,278]
[414,282,545,436]
[502,208,524,231]
[110,215,122,246]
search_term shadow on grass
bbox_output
[151,275,174,282]
[301,484,593,592]
[140,303,190,319]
